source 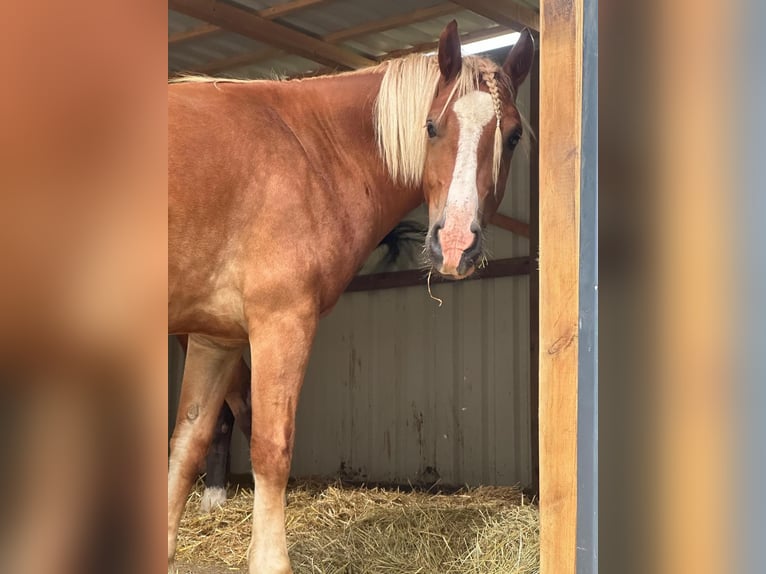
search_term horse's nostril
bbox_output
[465,228,481,256]
[428,220,444,262]
[472,231,480,247]
[428,231,442,260]
[460,225,482,273]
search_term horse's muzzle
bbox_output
[428,220,481,278]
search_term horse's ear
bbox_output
[502,28,535,95]
[438,20,462,82]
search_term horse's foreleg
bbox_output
[167,335,244,563]
[246,307,317,574]
[200,401,235,513]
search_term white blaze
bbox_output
[437,90,495,276]
[443,90,495,230]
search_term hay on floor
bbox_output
[176,478,539,574]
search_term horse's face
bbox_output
[423,23,534,278]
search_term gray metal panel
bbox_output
[577,0,598,570]
[228,54,319,78]
[340,12,498,58]
[168,10,208,35]
[278,0,449,37]
[744,2,766,573]
[169,30,271,74]
[288,274,531,486]
[231,0,273,11]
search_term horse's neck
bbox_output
[276,73,425,242]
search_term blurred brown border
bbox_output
[0,2,168,572]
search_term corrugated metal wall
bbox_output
[175,78,534,488]
[288,274,531,487]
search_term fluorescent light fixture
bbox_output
[425,31,521,57]
[461,31,521,55]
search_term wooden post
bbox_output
[538,0,583,572]
[528,48,540,495]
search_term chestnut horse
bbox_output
[168,21,534,573]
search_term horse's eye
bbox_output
[508,130,522,149]
[426,120,437,138]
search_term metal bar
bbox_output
[345,256,530,293]
[576,0,599,570]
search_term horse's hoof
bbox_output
[200,486,227,513]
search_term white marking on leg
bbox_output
[167,423,195,560]
[200,486,227,513]
[249,471,292,573]
[167,420,195,500]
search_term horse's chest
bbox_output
[169,262,248,339]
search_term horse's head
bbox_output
[423,22,534,278]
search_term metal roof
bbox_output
[169,0,539,79]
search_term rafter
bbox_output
[169,1,335,45]
[450,0,539,31]
[169,23,220,45]
[175,2,466,75]
[172,3,527,76]
[168,0,374,69]
[259,0,333,19]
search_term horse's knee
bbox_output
[251,438,292,479]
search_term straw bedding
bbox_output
[174,478,539,574]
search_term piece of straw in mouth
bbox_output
[427,269,443,307]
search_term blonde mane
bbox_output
[373,54,507,189]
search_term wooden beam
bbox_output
[451,0,539,31]
[539,0,583,573]
[168,23,221,45]
[258,0,332,19]
[490,212,530,237]
[169,1,334,45]
[346,256,530,292]
[322,3,461,44]
[177,2,462,75]
[168,0,374,69]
